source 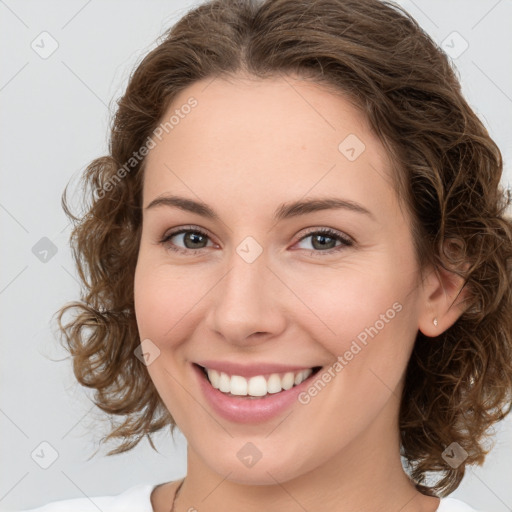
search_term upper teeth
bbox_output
[205,368,313,397]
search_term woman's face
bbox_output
[134,74,426,484]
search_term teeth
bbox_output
[230,375,247,396]
[247,375,267,396]
[205,367,314,397]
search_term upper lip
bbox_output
[195,360,320,378]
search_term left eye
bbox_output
[295,228,353,253]
[159,227,353,255]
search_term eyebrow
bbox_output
[145,194,375,222]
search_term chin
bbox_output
[199,447,316,486]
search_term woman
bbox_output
[20,0,512,510]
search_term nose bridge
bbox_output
[207,238,285,343]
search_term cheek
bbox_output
[134,262,175,341]
[293,262,416,388]
[133,260,208,346]
[291,266,402,344]
[133,262,196,416]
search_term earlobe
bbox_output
[418,262,470,338]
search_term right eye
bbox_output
[159,226,214,255]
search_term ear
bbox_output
[417,260,471,338]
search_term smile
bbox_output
[199,365,322,398]
[192,360,324,423]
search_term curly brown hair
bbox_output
[55,0,512,498]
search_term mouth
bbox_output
[194,363,322,399]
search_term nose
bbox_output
[205,246,287,346]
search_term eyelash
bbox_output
[158,225,354,257]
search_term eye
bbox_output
[159,225,214,255]
[158,226,354,256]
[294,227,353,256]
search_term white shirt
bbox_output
[10,483,482,511]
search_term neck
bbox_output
[170,402,440,512]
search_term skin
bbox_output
[134,74,468,512]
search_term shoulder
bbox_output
[437,497,483,512]
[12,486,483,512]
[10,483,158,512]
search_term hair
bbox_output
[55,0,512,498]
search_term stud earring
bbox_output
[433,317,438,327]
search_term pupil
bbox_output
[186,232,205,248]
[313,234,334,250]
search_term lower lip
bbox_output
[193,363,319,424]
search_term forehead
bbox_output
[142,75,398,218]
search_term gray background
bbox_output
[1,1,511,511]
